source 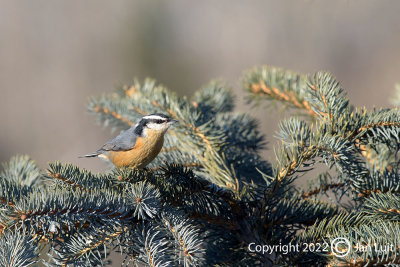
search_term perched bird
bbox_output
[83,113,177,168]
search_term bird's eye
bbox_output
[155,119,164,124]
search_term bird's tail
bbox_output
[79,152,100,158]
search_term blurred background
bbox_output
[1,0,400,173]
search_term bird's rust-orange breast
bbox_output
[109,130,164,168]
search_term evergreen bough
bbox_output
[1,66,400,266]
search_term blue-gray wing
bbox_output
[82,125,138,158]
[98,126,138,152]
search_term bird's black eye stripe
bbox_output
[150,119,165,124]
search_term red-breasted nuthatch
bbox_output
[83,113,177,168]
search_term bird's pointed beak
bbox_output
[170,119,178,124]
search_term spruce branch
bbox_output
[270,117,359,198]
[1,155,43,187]
[301,181,346,199]
[127,181,161,220]
[353,166,400,197]
[48,225,123,266]
[306,72,350,132]
[362,192,400,221]
[0,227,38,267]
[241,65,400,265]
[129,223,172,267]
[243,66,316,116]
[160,210,205,266]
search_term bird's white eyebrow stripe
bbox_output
[143,115,167,120]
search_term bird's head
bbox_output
[135,113,178,135]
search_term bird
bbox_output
[82,113,177,168]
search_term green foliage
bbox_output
[0,227,38,267]
[1,65,400,266]
[243,65,400,265]
[1,155,42,187]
